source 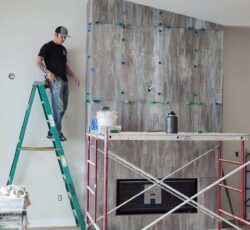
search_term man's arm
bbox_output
[66,64,80,86]
[35,56,56,83]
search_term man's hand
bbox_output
[72,74,80,86]
[36,56,56,83]
[48,72,57,83]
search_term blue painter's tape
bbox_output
[92,99,100,103]
[117,22,125,29]
[89,67,96,73]
[164,25,172,29]
[91,117,98,131]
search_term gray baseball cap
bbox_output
[55,26,70,38]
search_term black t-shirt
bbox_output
[38,41,68,81]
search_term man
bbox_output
[36,26,80,141]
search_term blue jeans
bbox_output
[50,77,69,134]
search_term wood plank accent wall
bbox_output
[86,0,223,229]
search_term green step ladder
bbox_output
[7,81,86,229]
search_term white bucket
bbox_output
[96,110,118,132]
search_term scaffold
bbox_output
[86,131,250,230]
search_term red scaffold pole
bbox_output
[103,129,109,230]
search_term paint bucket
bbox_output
[96,110,118,132]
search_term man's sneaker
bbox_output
[47,131,53,139]
[59,133,67,142]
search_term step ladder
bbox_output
[7,81,86,230]
[217,141,245,229]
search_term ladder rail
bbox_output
[94,138,98,222]
[86,136,99,227]
[217,142,222,230]
[241,141,246,219]
[7,85,37,185]
[245,153,250,220]
[38,84,85,227]
[86,136,91,225]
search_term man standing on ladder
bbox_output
[36,26,80,141]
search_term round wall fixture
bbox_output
[9,73,15,80]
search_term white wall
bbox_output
[0,0,87,227]
[223,27,250,216]
[127,0,250,26]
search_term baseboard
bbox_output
[28,218,76,228]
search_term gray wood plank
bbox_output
[86,0,223,229]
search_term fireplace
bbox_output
[116,178,197,215]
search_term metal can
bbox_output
[166,111,178,134]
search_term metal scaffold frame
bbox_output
[86,131,250,230]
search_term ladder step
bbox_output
[87,186,95,196]
[219,159,241,165]
[218,209,242,222]
[20,147,61,151]
[218,183,241,193]
[87,160,96,167]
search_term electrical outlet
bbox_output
[58,195,62,201]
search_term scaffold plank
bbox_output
[87,132,250,141]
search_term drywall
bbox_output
[0,0,87,227]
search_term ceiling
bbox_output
[128,0,250,27]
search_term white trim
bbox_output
[28,218,76,228]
